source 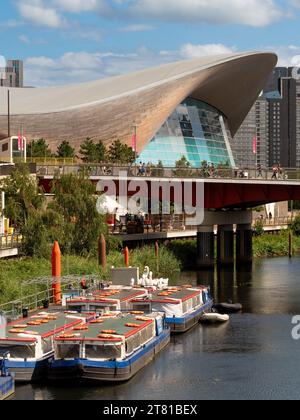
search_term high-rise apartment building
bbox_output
[232,66,300,169]
[0,60,23,88]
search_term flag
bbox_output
[252,136,257,155]
[132,133,137,152]
[18,132,22,151]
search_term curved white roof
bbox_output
[0,52,277,116]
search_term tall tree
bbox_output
[50,173,107,256]
[27,139,52,158]
[107,140,135,164]
[79,138,106,163]
[56,140,75,158]
[0,164,44,227]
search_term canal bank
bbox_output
[11,256,300,400]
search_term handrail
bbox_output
[35,163,300,182]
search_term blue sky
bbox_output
[1,0,300,86]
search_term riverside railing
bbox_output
[35,163,300,182]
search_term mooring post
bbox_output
[155,241,159,271]
[124,247,129,267]
[289,231,293,259]
[98,234,107,269]
[52,241,62,304]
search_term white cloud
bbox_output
[119,24,156,32]
[125,0,283,27]
[17,0,66,28]
[19,35,30,44]
[24,43,238,86]
[53,0,111,14]
[180,43,235,59]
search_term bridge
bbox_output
[35,163,300,269]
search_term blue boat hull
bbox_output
[48,329,170,382]
[5,356,53,383]
[0,376,15,400]
[166,300,213,333]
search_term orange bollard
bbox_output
[98,234,107,269]
[124,247,129,267]
[52,241,62,304]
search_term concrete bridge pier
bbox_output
[236,223,253,265]
[197,210,253,269]
[217,224,234,267]
[197,226,215,269]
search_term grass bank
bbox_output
[0,247,181,305]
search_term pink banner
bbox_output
[252,136,257,155]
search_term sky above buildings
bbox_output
[1,0,300,86]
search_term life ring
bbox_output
[98,334,117,339]
[73,325,88,331]
[101,329,117,335]
[27,321,42,326]
[16,324,28,329]
[125,323,140,328]
[9,329,26,334]
[90,319,104,324]
[40,319,49,324]
[58,333,77,339]
[130,311,144,315]
[135,316,150,322]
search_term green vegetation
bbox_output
[79,138,106,163]
[173,156,193,177]
[56,140,75,159]
[290,214,300,236]
[27,139,52,158]
[0,247,181,305]
[253,231,300,258]
[107,140,136,164]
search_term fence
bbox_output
[35,163,300,182]
[0,235,22,250]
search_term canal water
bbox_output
[13,257,300,400]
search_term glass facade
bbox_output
[138,97,235,168]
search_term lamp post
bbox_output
[7,90,10,139]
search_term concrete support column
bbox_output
[236,223,253,265]
[197,226,215,269]
[217,224,234,266]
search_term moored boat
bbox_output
[199,313,230,324]
[0,310,95,383]
[131,286,213,333]
[0,351,15,400]
[213,303,243,314]
[48,311,170,382]
[65,288,148,313]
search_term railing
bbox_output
[0,288,54,320]
[35,163,300,182]
[0,234,23,250]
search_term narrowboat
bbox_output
[131,286,213,333]
[65,288,148,313]
[0,310,95,382]
[48,311,170,382]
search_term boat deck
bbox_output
[55,313,153,342]
[0,311,94,343]
[133,287,205,304]
[67,289,147,305]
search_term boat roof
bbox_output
[55,313,154,343]
[67,289,146,305]
[0,311,94,344]
[132,287,205,304]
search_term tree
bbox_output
[290,215,300,236]
[50,173,108,256]
[79,138,106,163]
[27,139,52,158]
[173,156,193,177]
[152,160,164,177]
[0,165,44,227]
[56,141,75,159]
[107,140,135,164]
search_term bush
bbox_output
[166,239,197,269]
[290,215,300,236]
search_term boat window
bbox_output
[42,338,53,354]
[132,303,151,313]
[125,324,154,355]
[85,344,121,359]
[182,301,188,313]
[56,344,80,359]
[5,344,36,359]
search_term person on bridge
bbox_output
[257,164,263,178]
[271,165,278,180]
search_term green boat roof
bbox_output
[0,311,93,343]
[55,313,154,342]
